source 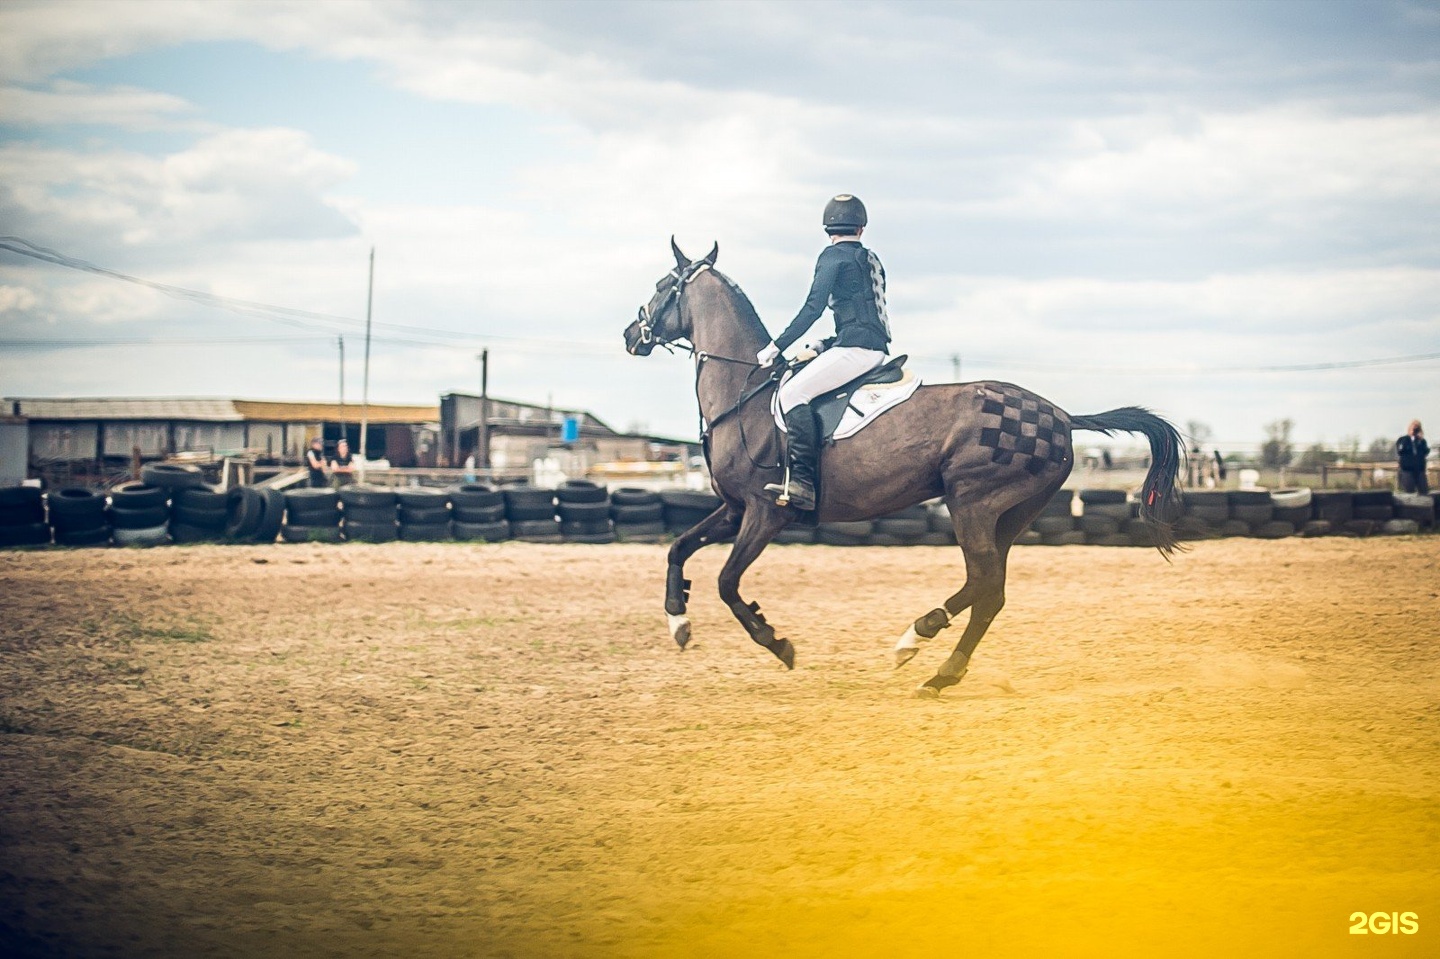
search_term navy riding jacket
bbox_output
[774,239,891,354]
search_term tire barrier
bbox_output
[4,484,1437,550]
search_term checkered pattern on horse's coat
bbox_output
[976,386,1069,475]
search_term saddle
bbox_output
[772,354,921,444]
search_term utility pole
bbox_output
[338,334,345,415]
[359,247,374,480]
[951,353,961,382]
[478,349,490,471]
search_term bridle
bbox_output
[633,260,785,470]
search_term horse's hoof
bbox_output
[914,684,940,699]
[667,614,692,650]
[770,638,795,670]
[894,646,919,669]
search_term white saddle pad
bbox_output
[772,367,923,441]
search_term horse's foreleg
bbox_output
[717,506,793,668]
[665,505,741,649]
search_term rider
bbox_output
[756,194,891,509]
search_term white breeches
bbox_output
[778,347,887,414]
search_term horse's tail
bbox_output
[1070,407,1187,559]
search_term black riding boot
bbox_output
[765,404,818,510]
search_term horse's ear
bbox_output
[700,242,718,267]
[670,236,689,269]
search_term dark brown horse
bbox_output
[623,241,1184,697]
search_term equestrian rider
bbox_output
[756,194,891,510]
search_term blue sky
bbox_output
[1,0,1437,451]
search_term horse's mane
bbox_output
[708,269,770,341]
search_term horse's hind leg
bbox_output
[717,505,793,668]
[665,505,741,649]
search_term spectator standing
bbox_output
[1395,420,1429,495]
[330,438,356,488]
[305,437,327,488]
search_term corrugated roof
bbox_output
[233,400,438,424]
[9,397,242,422]
[4,397,439,425]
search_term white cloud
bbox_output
[0,79,202,128]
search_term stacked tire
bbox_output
[922,502,957,545]
[45,488,108,547]
[0,486,50,548]
[281,488,342,543]
[451,484,509,542]
[556,481,613,544]
[170,485,229,543]
[108,480,172,547]
[610,488,667,543]
[504,485,560,543]
[223,485,285,543]
[1078,490,1135,546]
[869,505,930,546]
[339,486,398,543]
[816,520,870,546]
[1030,489,1082,546]
[660,490,724,538]
[397,488,452,542]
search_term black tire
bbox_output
[452,520,510,542]
[502,485,555,510]
[396,488,450,510]
[1353,504,1394,521]
[1351,490,1393,508]
[141,462,205,490]
[1311,491,1353,522]
[169,523,225,544]
[557,501,610,523]
[1077,489,1126,505]
[399,505,450,526]
[511,519,561,539]
[1039,490,1074,517]
[1183,490,1229,507]
[285,488,340,512]
[224,486,266,540]
[287,505,342,528]
[773,526,816,545]
[506,503,558,522]
[112,524,169,547]
[171,503,228,530]
[1252,520,1296,540]
[46,488,106,528]
[556,480,608,504]
[919,530,957,546]
[613,520,667,542]
[561,519,612,537]
[659,489,723,511]
[108,503,170,530]
[1186,505,1230,525]
[872,518,928,539]
[453,503,506,524]
[883,504,930,523]
[1030,516,1075,535]
[280,524,344,544]
[1228,489,1271,506]
[816,528,867,546]
[341,520,398,543]
[173,485,226,511]
[110,482,168,510]
[449,484,503,509]
[0,522,50,547]
[342,505,398,525]
[0,500,45,526]
[0,486,44,508]
[399,522,452,542]
[820,520,873,537]
[247,488,285,543]
[564,531,616,544]
[610,502,663,524]
[55,525,111,547]
[338,485,397,510]
[1229,504,1273,525]
[1078,515,1120,536]
[610,487,660,507]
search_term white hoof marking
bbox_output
[667,614,692,649]
[893,625,921,666]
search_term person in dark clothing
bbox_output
[1396,420,1429,495]
[756,194,890,509]
[329,438,356,488]
[305,438,327,488]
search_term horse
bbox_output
[622,240,1185,697]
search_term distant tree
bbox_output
[1366,437,1393,462]
[1298,442,1338,470]
[1338,434,1361,462]
[1185,420,1213,450]
[1261,419,1294,469]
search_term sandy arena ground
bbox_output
[0,536,1437,958]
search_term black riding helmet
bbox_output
[822,194,867,234]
